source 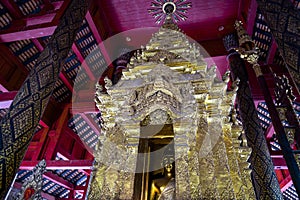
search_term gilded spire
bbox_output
[92,2,256,199]
[162,15,179,30]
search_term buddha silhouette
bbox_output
[150,147,175,200]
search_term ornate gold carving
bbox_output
[234,21,253,49]
[234,21,262,78]
[276,107,288,122]
[15,160,46,200]
[285,127,295,146]
[92,17,254,200]
[252,63,263,77]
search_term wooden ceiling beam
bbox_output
[71,102,98,114]
[0,0,71,43]
[30,127,49,160]
[44,106,69,160]
[79,113,101,136]
[1,0,64,18]
[43,171,74,190]
[0,0,24,18]
[265,123,275,141]
[85,11,112,66]
[0,91,17,101]
[59,72,74,94]
[31,38,45,51]
[267,39,278,64]
[0,91,17,109]
[0,12,57,42]
[0,84,8,93]
[72,43,96,81]
[0,43,28,74]
[246,0,258,36]
[64,127,95,158]
[0,22,56,43]
[280,175,293,192]
[272,157,288,169]
[19,160,93,170]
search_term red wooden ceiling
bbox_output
[0,0,297,197]
[97,0,245,43]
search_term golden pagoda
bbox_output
[90,2,255,199]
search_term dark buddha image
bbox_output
[134,121,176,200]
[149,159,175,200]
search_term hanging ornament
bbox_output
[148,0,192,24]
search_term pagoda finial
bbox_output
[148,0,192,24]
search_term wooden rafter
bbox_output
[72,43,96,81]
[267,39,278,64]
[20,160,93,171]
[85,11,112,66]
[0,0,70,43]
[79,113,101,136]
[246,0,258,35]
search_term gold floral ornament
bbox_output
[148,0,192,24]
[234,20,262,77]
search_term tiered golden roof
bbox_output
[91,15,255,200]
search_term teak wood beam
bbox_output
[0,0,70,43]
[85,11,112,66]
[280,175,293,192]
[0,43,28,74]
[19,160,93,170]
[0,21,57,43]
[0,91,17,101]
[267,39,278,64]
[70,101,98,114]
[30,127,49,160]
[265,123,275,141]
[72,43,96,81]
[64,127,95,158]
[43,171,74,190]
[0,0,23,18]
[246,0,258,36]
[44,106,69,160]
[79,113,101,136]
[0,91,17,109]
[272,157,288,169]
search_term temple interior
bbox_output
[0,0,299,199]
